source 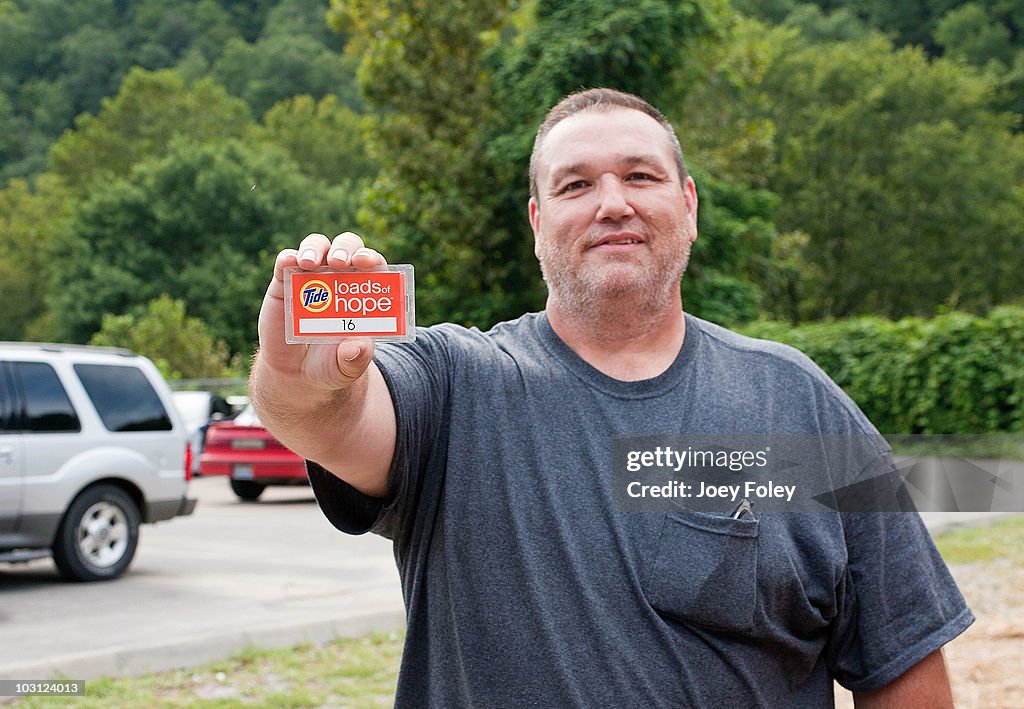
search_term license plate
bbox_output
[233,464,254,480]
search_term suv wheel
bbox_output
[53,485,140,582]
[230,479,266,501]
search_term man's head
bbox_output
[528,88,698,318]
[529,88,689,203]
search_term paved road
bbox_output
[0,476,403,681]
[0,476,1015,682]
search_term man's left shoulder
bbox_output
[691,315,826,378]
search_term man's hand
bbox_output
[257,231,388,388]
[250,232,396,498]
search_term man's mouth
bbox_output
[591,233,645,248]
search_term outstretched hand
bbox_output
[257,231,388,391]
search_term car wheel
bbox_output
[230,479,266,501]
[53,484,140,582]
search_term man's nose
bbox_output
[595,176,636,221]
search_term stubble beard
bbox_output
[537,232,693,321]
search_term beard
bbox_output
[536,228,693,318]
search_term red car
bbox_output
[198,405,308,501]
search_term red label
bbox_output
[289,270,407,338]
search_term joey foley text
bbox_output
[623,445,796,503]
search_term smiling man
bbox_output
[250,88,972,707]
[530,98,698,381]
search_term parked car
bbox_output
[171,390,235,477]
[198,404,307,501]
[0,342,196,581]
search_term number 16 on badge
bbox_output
[284,265,416,344]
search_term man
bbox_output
[251,88,972,706]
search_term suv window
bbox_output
[12,361,81,432]
[74,363,173,432]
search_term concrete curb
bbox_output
[2,605,406,681]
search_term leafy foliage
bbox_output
[90,295,237,380]
[49,68,253,196]
[0,0,355,184]
[743,307,1024,434]
[0,175,68,340]
[329,0,524,327]
[756,32,1024,319]
[48,138,334,355]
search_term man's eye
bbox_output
[626,172,656,182]
[560,180,587,193]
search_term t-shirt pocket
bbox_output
[642,509,759,633]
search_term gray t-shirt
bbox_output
[308,312,973,707]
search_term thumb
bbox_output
[334,339,376,384]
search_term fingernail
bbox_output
[331,249,349,262]
[341,343,361,362]
[300,249,317,263]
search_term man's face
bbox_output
[529,107,698,314]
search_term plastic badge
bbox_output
[284,265,415,344]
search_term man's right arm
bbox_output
[249,232,395,498]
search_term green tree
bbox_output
[256,95,374,186]
[672,15,788,190]
[48,138,335,355]
[90,295,236,380]
[48,68,253,197]
[1,0,356,186]
[328,0,516,326]
[758,33,1024,318]
[59,24,127,117]
[254,94,375,229]
[0,174,68,340]
[934,2,1016,68]
[211,34,358,118]
[685,169,778,325]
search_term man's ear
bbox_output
[529,198,543,258]
[683,177,698,241]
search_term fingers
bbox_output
[327,232,388,270]
[296,233,332,269]
[269,232,387,301]
[268,232,329,301]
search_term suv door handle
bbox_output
[0,446,14,463]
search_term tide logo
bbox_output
[299,280,332,313]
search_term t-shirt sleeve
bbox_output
[825,508,974,691]
[807,379,975,690]
[306,326,454,540]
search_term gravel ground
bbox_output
[940,556,1024,708]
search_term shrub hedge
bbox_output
[740,307,1024,434]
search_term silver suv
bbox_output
[0,343,196,581]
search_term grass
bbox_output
[9,632,404,708]
[9,515,1022,708]
[932,514,1024,565]
[887,433,1024,461]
